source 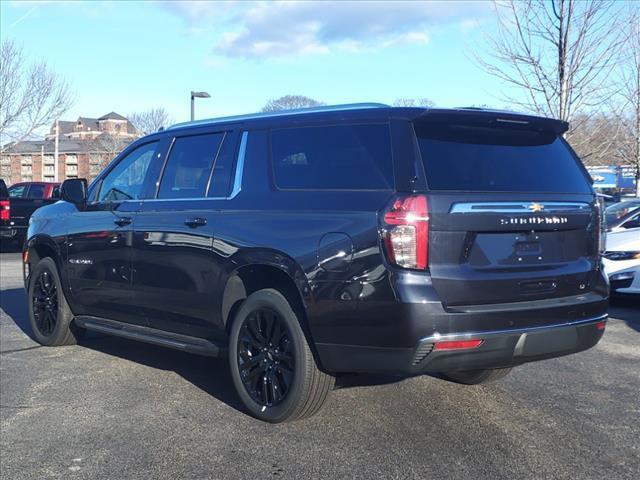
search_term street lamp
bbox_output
[190,91,211,121]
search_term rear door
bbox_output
[413,117,598,307]
[131,127,240,338]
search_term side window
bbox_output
[26,184,45,199]
[158,133,224,199]
[208,131,239,198]
[98,142,159,202]
[622,212,640,229]
[271,124,393,190]
[8,185,26,198]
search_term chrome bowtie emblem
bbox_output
[527,202,544,212]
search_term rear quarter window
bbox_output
[271,124,393,190]
[415,123,592,193]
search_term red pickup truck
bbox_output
[0,180,60,245]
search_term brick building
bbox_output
[1,112,139,186]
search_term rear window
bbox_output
[415,123,591,193]
[271,124,393,190]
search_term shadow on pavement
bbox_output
[79,333,248,414]
[1,287,246,414]
[609,295,640,332]
[0,288,32,337]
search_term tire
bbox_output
[228,288,334,423]
[27,257,81,346]
[441,367,512,385]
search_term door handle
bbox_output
[114,216,132,227]
[184,217,207,228]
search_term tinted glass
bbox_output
[606,201,640,227]
[99,142,158,202]
[8,185,26,198]
[208,132,238,198]
[26,184,45,199]
[272,124,393,190]
[159,133,224,199]
[415,123,591,193]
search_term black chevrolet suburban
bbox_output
[23,104,608,422]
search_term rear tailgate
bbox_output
[413,112,600,307]
[428,194,599,306]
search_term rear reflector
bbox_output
[433,339,484,351]
[595,321,606,331]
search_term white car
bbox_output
[602,210,640,295]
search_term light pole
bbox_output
[190,91,211,121]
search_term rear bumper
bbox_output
[0,225,23,240]
[316,315,607,374]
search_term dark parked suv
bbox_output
[23,104,608,422]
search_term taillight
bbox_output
[0,200,9,221]
[381,194,429,270]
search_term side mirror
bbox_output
[60,178,87,208]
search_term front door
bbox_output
[66,140,165,325]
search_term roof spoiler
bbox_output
[417,108,569,134]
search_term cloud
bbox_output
[161,0,491,59]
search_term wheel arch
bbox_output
[26,235,69,294]
[219,250,324,368]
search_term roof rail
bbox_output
[168,102,390,130]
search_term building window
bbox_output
[21,164,33,175]
[44,165,55,175]
[1,155,10,165]
[44,155,54,165]
[21,155,33,165]
[66,154,78,165]
[21,175,32,182]
[43,175,55,182]
[66,164,78,175]
[66,174,78,179]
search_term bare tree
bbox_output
[88,133,135,177]
[614,5,640,196]
[0,39,73,151]
[392,98,434,108]
[568,112,623,166]
[129,107,172,135]
[262,95,323,112]
[475,1,624,133]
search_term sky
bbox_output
[1,0,510,126]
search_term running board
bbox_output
[74,316,226,357]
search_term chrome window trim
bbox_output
[449,201,591,214]
[228,131,247,200]
[139,131,248,203]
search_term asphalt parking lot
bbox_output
[1,250,638,480]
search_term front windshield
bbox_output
[605,200,640,227]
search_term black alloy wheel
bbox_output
[31,269,58,337]
[237,308,294,407]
